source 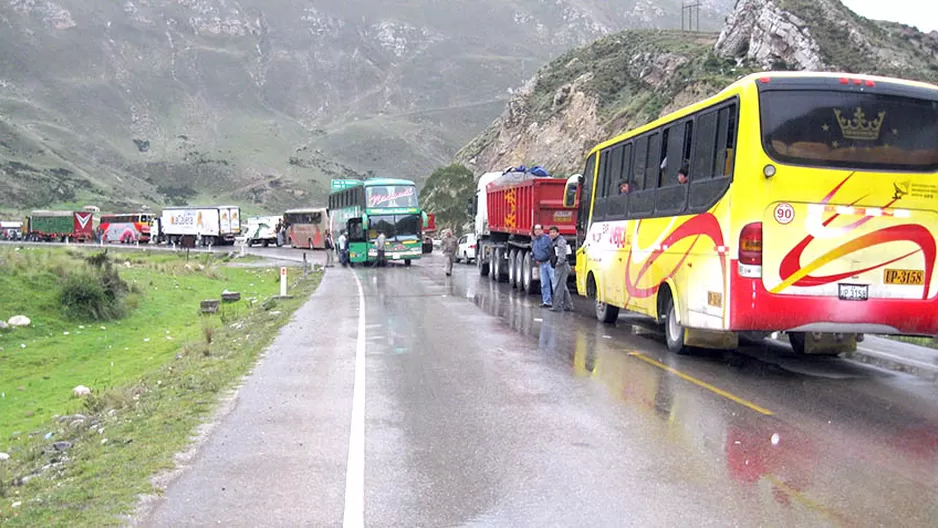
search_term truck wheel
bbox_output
[508,249,518,288]
[521,251,534,294]
[512,250,523,289]
[493,248,505,282]
[262,240,269,248]
[664,297,689,355]
[478,247,490,276]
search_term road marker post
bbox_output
[280,266,287,297]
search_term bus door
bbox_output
[347,218,368,263]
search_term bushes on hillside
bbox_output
[58,251,131,321]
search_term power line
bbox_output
[681,0,701,33]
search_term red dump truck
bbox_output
[23,210,94,242]
[470,168,578,294]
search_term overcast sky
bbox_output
[841,0,937,32]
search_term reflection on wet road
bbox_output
[149,248,938,526]
[362,254,938,526]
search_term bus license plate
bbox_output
[883,268,924,285]
[838,283,868,301]
[392,253,400,259]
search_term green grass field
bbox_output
[0,247,321,525]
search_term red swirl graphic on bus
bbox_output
[776,174,937,299]
[624,213,726,299]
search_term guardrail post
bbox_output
[303,252,308,275]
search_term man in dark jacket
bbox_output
[531,224,554,307]
[549,226,574,312]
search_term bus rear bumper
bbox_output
[730,275,938,336]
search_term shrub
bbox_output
[58,257,131,321]
[59,270,124,321]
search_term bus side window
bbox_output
[604,143,627,221]
[632,135,648,190]
[645,132,662,190]
[715,104,737,178]
[575,153,596,247]
[593,149,610,222]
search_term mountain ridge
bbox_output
[456,0,938,178]
[0,0,735,215]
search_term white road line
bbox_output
[343,271,367,527]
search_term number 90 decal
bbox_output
[774,202,795,225]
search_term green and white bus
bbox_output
[328,178,426,266]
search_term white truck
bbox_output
[243,215,282,247]
[156,206,241,246]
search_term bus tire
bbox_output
[405,259,412,267]
[590,276,619,323]
[308,238,313,250]
[664,296,689,355]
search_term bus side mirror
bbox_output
[467,197,476,216]
[563,174,582,208]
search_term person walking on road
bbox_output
[441,229,458,276]
[549,226,574,312]
[531,224,554,308]
[338,230,349,267]
[324,229,336,267]
[376,231,387,267]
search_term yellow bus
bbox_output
[563,71,938,356]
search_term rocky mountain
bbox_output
[0,0,736,215]
[456,0,938,176]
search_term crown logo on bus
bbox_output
[833,107,885,141]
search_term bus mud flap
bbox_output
[684,328,739,351]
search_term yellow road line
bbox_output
[626,352,774,416]
[765,475,851,525]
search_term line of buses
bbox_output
[551,70,938,356]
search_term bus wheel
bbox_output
[405,259,412,267]
[664,297,689,355]
[262,240,269,248]
[308,238,313,249]
[595,299,619,324]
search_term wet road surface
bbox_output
[145,250,938,527]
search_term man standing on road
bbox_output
[376,231,387,267]
[441,229,458,276]
[531,224,554,308]
[324,229,336,268]
[338,230,349,267]
[549,226,574,312]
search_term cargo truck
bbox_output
[243,215,282,247]
[23,210,94,242]
[469,167,578,294]
[155,206,241,246]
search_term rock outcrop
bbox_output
[715,0,824,70]
[458,0,938,178]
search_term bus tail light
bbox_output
[738,222,763,278]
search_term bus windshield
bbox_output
[760,90,938,172]
[366,185,418,208]
[368,214,421,240]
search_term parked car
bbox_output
[456,233,477,263]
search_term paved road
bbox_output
[10,245,899,524]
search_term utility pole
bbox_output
[681,0,701,33]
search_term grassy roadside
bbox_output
[0,247,322,526]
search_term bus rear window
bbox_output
[760,90,938,172]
